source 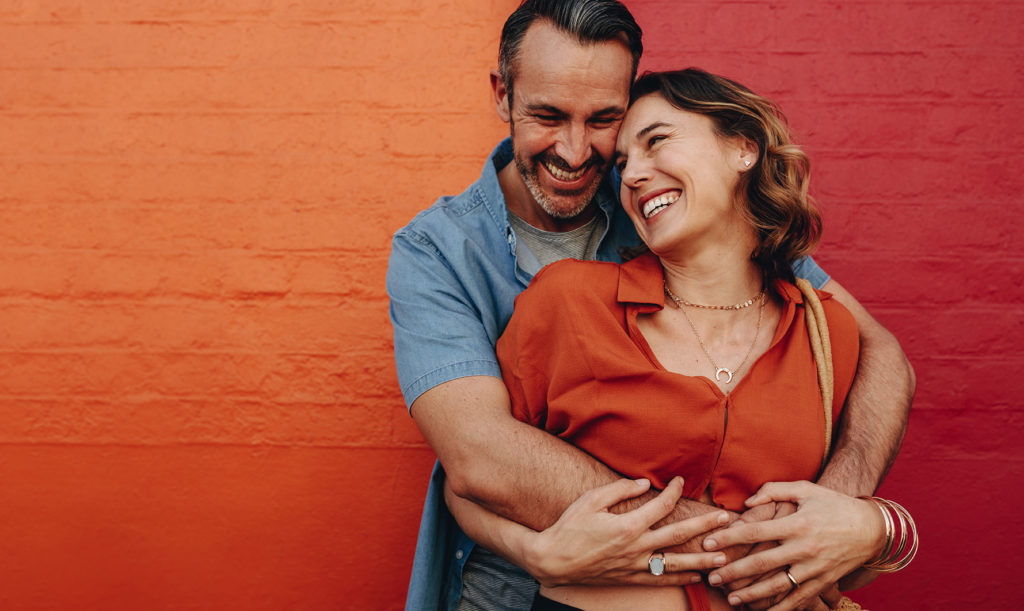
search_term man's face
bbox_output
[499,22,633,222]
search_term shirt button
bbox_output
[455,549,464,560]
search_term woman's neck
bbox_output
[659,240,764,307]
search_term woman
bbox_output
[448,69,915,610]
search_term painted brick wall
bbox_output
[0,0,1019,609]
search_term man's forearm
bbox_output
[818,280,915,496]
[416,375,723,534]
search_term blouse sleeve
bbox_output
[496,265,570,428]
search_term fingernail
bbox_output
[703,538,717,550]
[689,574,702,584]
[729,595,741,606]
[717,512,730,524]
[714,554,727,566]
[708,573,722,586]
[635,478,649,486]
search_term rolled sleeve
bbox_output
[388,230,504,408]
[792,255,830,290]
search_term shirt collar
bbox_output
[616,252,807,308]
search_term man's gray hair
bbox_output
[498,0,643,105]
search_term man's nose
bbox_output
[554,123,592,169]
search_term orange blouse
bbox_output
[497,253,859,511]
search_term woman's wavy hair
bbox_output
[629,68,821,282]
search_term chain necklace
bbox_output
[665,284,766,384]
[663,281,765,310]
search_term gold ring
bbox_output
[785,569,800,590]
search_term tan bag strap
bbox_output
[795,278,834,471]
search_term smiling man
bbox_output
[386,1,914,610]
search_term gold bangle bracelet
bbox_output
[860,496,918,572]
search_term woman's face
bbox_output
[614,94,753,258]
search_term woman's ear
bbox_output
[490,70,511,123]
[737,138,759,171]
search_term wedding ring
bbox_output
[785,569,800,590]
[648,552,666,576]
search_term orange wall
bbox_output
[1,1,508,609]
[2,1,1021,609]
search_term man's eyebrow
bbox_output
[592,105,626,118]
[523,104,567,116]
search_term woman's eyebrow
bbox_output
[634,121,671,140]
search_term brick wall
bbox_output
[0,0,1019,609]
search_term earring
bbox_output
[744,160,751,167]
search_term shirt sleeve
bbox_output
[387,230,503,409]
[792,255,830,289]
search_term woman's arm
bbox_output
[444,476,731,587]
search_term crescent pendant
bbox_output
[715,368,734,384]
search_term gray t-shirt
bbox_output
[508,210,606,268]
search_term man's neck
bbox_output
[497,161,597,232]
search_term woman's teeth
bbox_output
[642,192,680,218]
[545,162,587,181]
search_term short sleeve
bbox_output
[387,231,503,409]
[496,278,555,428]
[793,256,830,289]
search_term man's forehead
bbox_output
[512,23,632,111]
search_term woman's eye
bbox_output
[615,160,627,173]
[648,135,666,147]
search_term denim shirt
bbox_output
[386,138,829,610]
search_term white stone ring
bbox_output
[648,552,666,576]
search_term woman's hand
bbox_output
[702,481,885,611]
[526,476,732,587]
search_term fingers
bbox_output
[818,584,843,609]
[724,569,808,609]
[576,477,655,511]
[703,517,794,552]
[745,481,813,508]
[709,542,799,585]
[643,506,730,551]
[658,550,728,573]
[624,476,685,527]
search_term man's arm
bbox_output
[816,279,915,496]
[412,375,728,536]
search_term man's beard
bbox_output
[511,127,606,221]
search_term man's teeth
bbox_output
[642,192,680,218]
[546,163,587,181]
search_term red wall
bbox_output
[0,1,1019,609]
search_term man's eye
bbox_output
[536,115,559,122]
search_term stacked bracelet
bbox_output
[858,496,918,572]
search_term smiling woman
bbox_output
[446,68,916,611]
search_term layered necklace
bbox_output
[663,281,766,384]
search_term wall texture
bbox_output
[0,0,1020,609]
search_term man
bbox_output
[386,1,915,609]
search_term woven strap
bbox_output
[795,278,834,472]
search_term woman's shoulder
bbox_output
[525,258,623,301]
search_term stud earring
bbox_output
[744,160,751,167]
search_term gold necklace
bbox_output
[665,288,765,384]
[663,281,765,310]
